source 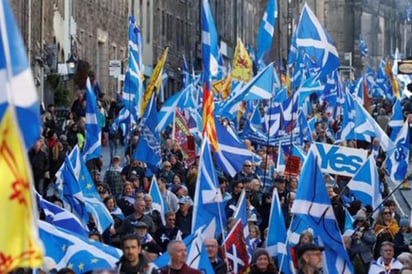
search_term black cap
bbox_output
[131,221,148,229]
[297,243,324,258]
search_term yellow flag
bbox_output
[0,108,43,272]
[141,47,169,114]
[231,39,253,82]
[212,74,232,100]
[385,58,399,98]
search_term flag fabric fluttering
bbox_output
[359,34,368,57]
[148,176,166,226]
[133,92,162,171]
[0,108,43,272]
[0,0,41,149]
[387,120,410,184]
[82,77,102,162]
[191,138,225,238]
[232,190,252,258]
[295,3,340,78]
[36,191,88,237]
[122,16,144,118]
[256,0,278,64]
[346,155,382,210]
[201,0,220,81]
[389,99,404,141]
[141,47,168,114]
[221,219,249,274]
[39,220,122,273]
[231,38,253,82]
[291,149,353,273]
[266,189,294,274]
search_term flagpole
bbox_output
[278,213,297,274]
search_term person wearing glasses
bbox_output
[233,160,259,184]
[373,207,400,259]
[154,211,181,253]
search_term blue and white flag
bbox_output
[256,0,278,65]
[36,192,88,237]
[192,138,225,238]
[346,155,382,210]
[201,0,220,81]
[291,149,353,273]
[68,146,114,233]
[123,16,144,118]
[82,77,102,161]
[295,4,340,78]
[387,120,410,183]
[266,189,294,274]
[0,0,41,148]
[353,98,394,151]
[133,92,161,171]
[389,99,403,141]
[39,220,122,272]
[148,176,166,225]
[276,143,286,172]
[55,156,89,227]
[359,35,368,57]
[213,119,261,177]
[287,215,312,246]
[157,85,195,131]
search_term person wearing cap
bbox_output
[175,196,193,238]
[116,234,157,274]
[350,210,376,271]
[297,243,324,274]
[394,216,412,257]
[132,221,162,262]
[158,240,201,274]
[369,241,403,274]
[249,248,277,274]
[103,155,123,197]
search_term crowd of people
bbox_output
[25,86,412,274]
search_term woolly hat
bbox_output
[251,248,270,265]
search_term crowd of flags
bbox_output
[3,0,412,272]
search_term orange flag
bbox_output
[0,108,43,272]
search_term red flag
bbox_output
[202,82,218,151]
[221,219,249,274]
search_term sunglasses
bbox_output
[383,212,391,215]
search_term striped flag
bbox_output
[82,77,102,161]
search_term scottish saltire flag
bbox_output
[297,77,325,106]
[202,0,220,81]
[256,0,278,64]
[242,62,274,100]
[222,219,249,274]
[250,105,264,128]
[263,102,282,138]
[297,110,313,144]
[295,4,340,78]
[0,0,41,149]
[344,208,355,234]
[359,35,368,57]
[287,215,312,246]
[213,119,261,177]
[55,156,89,227]
[266,189,294,274]
[387,120,410,183]
[281,91,299,132]
[276,143,286,172]
[36,192,88,237]
[232,190,252,257]
[192,138,225,238]
[157,84,195,131]
[353,98,394,151]
[389,99,403,141]
[68,146,114,233]
[133,93,161,170]
[291,150,353,273]
[346,155,382,210]
[39,220,122,272]
[123,16,143,117]
[82,77,102,161]
[148,176,166,225]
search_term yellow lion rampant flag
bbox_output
[231,39,253,82]
[0,108,43,272]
